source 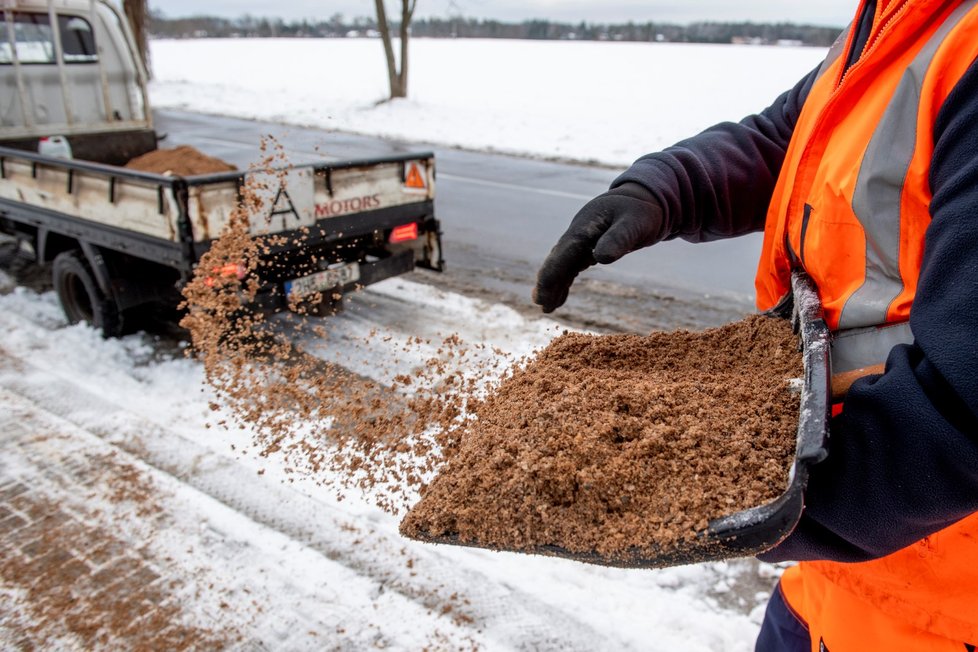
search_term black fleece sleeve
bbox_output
[611,65,819,242]
[759,57,978,563]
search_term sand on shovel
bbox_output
[400,314,803,560]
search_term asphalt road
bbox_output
[155,110,761,332]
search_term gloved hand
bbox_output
[532,182,669,313]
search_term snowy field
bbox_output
[0,272,786,649]
[149,38,829,167]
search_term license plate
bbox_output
[284,262,360,298]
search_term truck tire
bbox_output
[52,251,124,338]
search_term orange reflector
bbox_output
[389,223,419,243]
[212,263,247,279]
[204,262,246,287]
[404,162,427,190]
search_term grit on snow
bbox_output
[0,275,785,649]
[149,38,829,167]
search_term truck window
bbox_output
[0,12,56,64]
[58,15,97,63]
[0,12,98,64]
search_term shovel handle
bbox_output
[831,363,886,400]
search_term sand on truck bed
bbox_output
[126,145,238,176]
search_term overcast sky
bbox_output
[149,0,855,27]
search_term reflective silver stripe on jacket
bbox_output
[831,320,914,373]
[840,0,978,330]
[815,23,851,82]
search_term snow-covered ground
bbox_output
[149,38,828,167]
[0,274,785,649]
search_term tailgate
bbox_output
[185,153,435,241]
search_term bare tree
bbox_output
[123,0,151,77]
[374,0,417,99]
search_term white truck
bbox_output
[0,0,443,336]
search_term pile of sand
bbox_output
[400,315,802,558]
[126,145,237,176]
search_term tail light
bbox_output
[389,223,419,243]
[203,262,246,287]
[217,263,247,279]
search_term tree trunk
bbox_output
[123,0,151,78]
[397,0,416,98]
[374,0,401,98]
[374,0,416,99]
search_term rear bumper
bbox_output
[357,250,416,287]
[250,249,416,313]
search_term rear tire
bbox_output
[52,251,124,338]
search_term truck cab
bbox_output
[1,0,156,163]
[0,1,443,338]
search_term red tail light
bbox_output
[203,262,246,287]
[215,263,247,279]
[389,223,419,243]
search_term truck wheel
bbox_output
[52,251,124,338]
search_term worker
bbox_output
[532,1,978,650]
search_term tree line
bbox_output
[148,13,842,47]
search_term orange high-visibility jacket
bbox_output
[612,0,978,639]
[756,0,978,332]
[754,0,978,642]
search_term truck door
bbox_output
[55,13,104,127]
[0,11,58,131]
[1,6,134,137]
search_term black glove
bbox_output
[532,182,669,313]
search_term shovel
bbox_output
[405,271,834,569]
